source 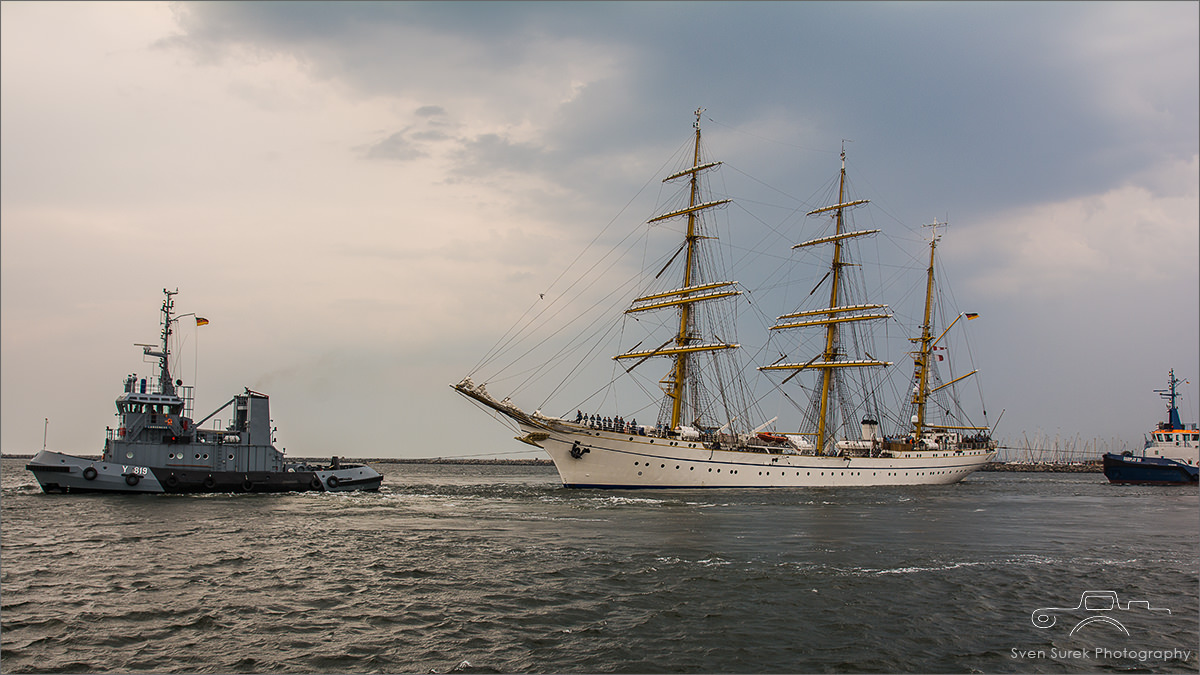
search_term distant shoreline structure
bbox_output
[979,460,1101,473]
[2,454,1100,472]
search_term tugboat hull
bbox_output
[1102,453,1198,485]
[26,450,383,494]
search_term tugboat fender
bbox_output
[203,475,216,489]
[241,479,254,492]
[164,474,179,488]
[82,466,98,481]
[326,475,340,488]
[125,473,140,486]
[309,476,322,490]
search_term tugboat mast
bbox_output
[1157,369,1184,429]
[142,288,177,397]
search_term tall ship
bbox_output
[1102,370,1198,485]
[26,289,383,493]
[454,110,996,487]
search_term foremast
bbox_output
[613,108,739,430]
[759,147,891,454]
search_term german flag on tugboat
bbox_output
[965,313,979,320]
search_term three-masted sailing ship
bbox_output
[454,110,996,487]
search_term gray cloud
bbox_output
[171,2,1195,220]
[415,105,447,118]
[365,130,428,161]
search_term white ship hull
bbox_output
[521,421,995,488]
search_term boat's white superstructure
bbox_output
[454,110,996,488]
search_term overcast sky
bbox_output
[3,1,1197,460]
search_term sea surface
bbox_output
[2,457,1197,674]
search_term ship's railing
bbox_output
[120,376,192,414]
[179,385,194,418]
[123,375,164,395]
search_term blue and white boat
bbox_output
[1103,370,1198,485]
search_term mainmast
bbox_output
[614,108,739,430]
[816,150,851,451]
[759,146,890,454]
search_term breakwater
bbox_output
[981,461,1101,473]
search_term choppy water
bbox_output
[2,458,1197,674]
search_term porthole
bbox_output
[126,451,134,459]
[638,471,642,476]
[661,464,665,468]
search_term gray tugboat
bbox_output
[26,289,383,494]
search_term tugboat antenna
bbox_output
[155,289,178,396]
